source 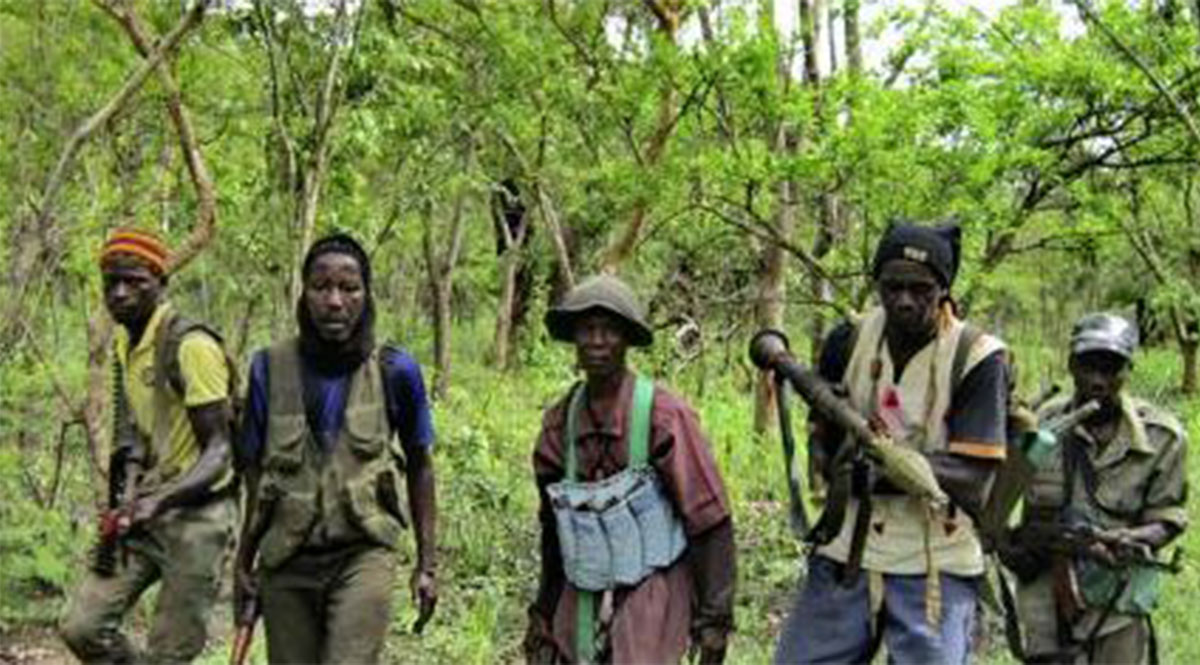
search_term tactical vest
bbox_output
[256,341,407,570]
[817,307,1005,577]
[546,376,687,663]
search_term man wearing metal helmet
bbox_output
[523,275,736,664]
[1008,313,1187,664]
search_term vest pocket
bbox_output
[259,489,318,570]
[567,509,610,591]
[627,471,688,569]
[602,499,644,587]
[375,468,409,528]
[344,467,404,549]
[265,415,306,473]
[344,406,386,459]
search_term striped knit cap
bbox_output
[99,228,169,275]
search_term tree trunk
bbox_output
[845,0,863,75]
[754,2,799,435]
[422,199,467,401]
[600,1,680,272]
[421,139,473,400]
[492,182,531,370]
[754,174,795,434]
[800,0,834,364]
[539,183,576,296]
[494,256,520,370]
[286,0,355,303]
[1180,332,1198,394]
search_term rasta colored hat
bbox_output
[1071,313,1138,361]
[545,274,654,347]
[99,227,169,275]
[871,222,962,288]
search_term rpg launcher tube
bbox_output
[749,329,949,508]
[748,329,876,446]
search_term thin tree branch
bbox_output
[1073,0,1200,148]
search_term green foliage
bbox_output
[5,0,1200,659]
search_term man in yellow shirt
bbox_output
[60,229,237,664]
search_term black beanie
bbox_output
[871,222,961,287]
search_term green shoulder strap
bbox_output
[627,375,653,468]
[565,374,654,663]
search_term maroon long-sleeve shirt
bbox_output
[532,372,736,664]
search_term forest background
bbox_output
[2,0,1199,663]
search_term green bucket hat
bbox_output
[544,274,654,347]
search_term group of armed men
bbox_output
[55,222,1186,665]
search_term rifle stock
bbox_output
[230,596,260,665]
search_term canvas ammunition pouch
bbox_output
[256,341,407,570]
[1075,557,1160,616]
[546,375,687,592]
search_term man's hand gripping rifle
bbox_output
[748,329,949,540]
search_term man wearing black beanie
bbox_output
[775,222,1009,665]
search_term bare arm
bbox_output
[406,446,438,629]
[129,401,231,523]
[406,447,438,573]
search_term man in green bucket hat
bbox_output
[524,274,736,664]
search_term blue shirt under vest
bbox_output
[239,346,435,468]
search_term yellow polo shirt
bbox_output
[114,302,230,487]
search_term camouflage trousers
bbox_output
[59,497,236,665]
[260,544,398,664]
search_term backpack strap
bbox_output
[564,382,586,481]
[157,313,233,397]
[151,312,241,462]
[951,323,983,393]
[564,375,654,479]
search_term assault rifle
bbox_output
[1022,519,1182,573]
[977,398,1101,548]
[748,330,949,540]
[92,358,143,577]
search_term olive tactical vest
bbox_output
[256,341,408,570]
